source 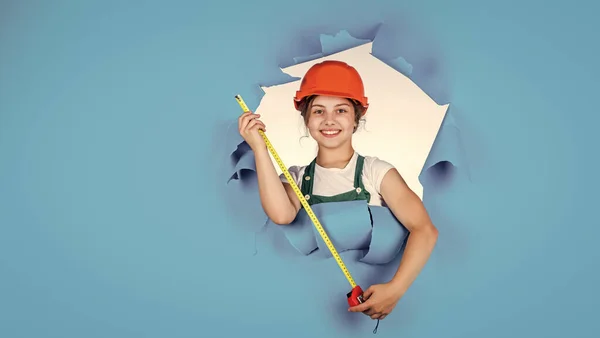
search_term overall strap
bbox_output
[353,155,371,202]
[353,155,366,189]
[300,159,317,198]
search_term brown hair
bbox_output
[297,95,366,133]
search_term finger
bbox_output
[379,315,386,320]
[249,119,266,132]
[240,113,260,131]
[245,119,261,132]
[238,111,252,130]
[363,308,377,316]
[243,113,259,123]
[363,287,375,300]
[370,313,382,320]
[253,121,266,131]
[348,301,372,313]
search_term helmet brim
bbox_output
[294,90,369,111]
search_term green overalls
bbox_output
[300,154,371,206]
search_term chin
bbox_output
[315,136,350,149]
[316,141,342,149]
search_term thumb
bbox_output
[348,299,371,313]
[363,286,375,300]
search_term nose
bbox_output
[324,111,336,125]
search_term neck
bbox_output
[316,143,355,169]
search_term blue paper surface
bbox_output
[4,2,597,337]
[271,200,409,264]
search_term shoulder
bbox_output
[360,155,395,192]
[279,165,307,184]
[361,155,395,174]
[287,165,307,177]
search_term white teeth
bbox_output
[322,130,340,135]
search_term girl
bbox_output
[237,60,438,321]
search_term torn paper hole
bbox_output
[255,42,449,199]
[221,26,468,273]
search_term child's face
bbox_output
[306,95,356,149]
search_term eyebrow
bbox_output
[311,103,350,108]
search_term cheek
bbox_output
[306,118,320,131]
[339,116,355,130]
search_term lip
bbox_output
[320,129,341,138]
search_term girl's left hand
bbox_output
[348,282,404,320]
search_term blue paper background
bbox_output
[1,0,599,337]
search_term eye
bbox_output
[336,109,347,113]
[312,109,323,115]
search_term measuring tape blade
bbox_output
[234,94,357,289]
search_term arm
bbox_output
[238,111,300,225]
[254,146,301,225]
[379,168,439,295]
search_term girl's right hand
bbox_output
[238,111,267,151]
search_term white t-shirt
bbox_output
[279,152,395,207]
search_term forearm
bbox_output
[389,225,438,295]
[254,146,297,224]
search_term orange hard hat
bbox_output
[293,60,369,112]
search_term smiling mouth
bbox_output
[320,130,341,138]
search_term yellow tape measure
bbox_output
[234,94,357,289]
